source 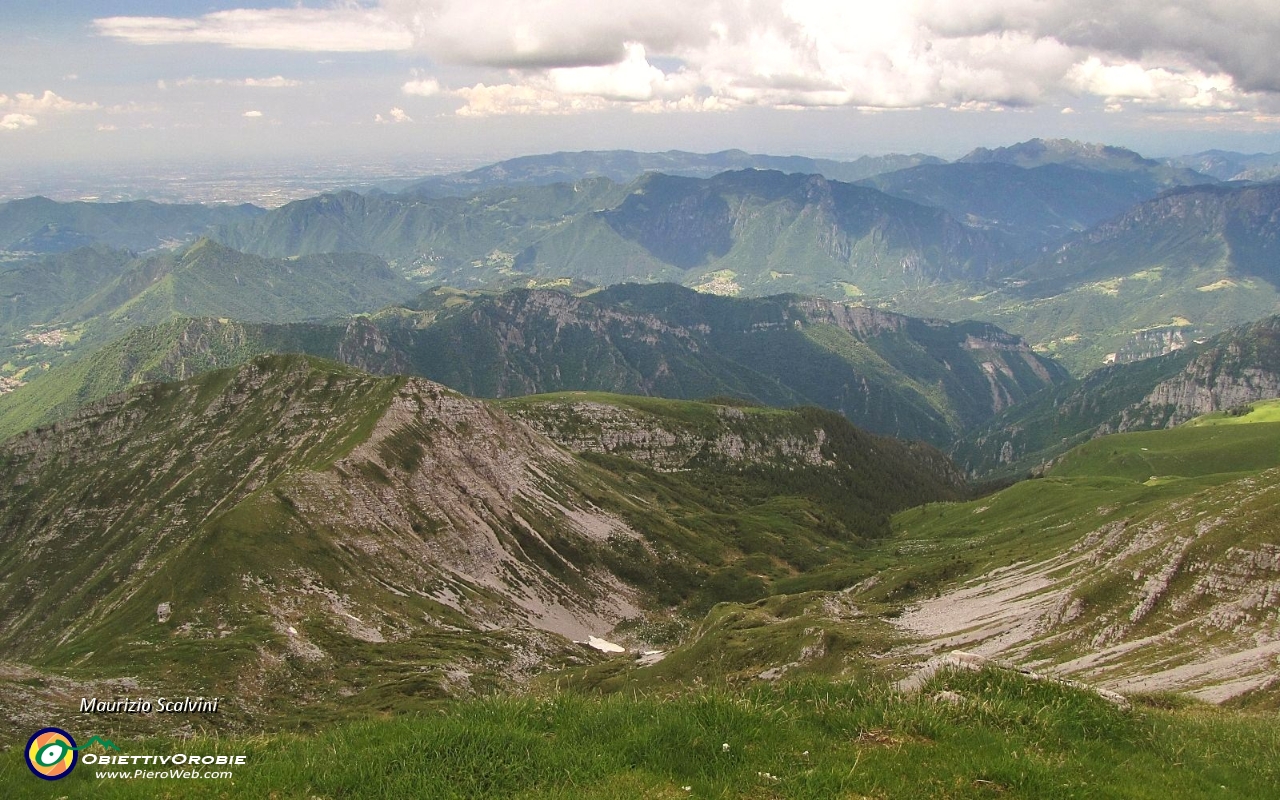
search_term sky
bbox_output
[5,0,1280,175]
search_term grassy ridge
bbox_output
[1186,398,1280,426]
[890,411,1280,604]
[5,672,1277,799]
[1049,422,1280,483]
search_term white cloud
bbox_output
[0,90,100,114]
[382,0,696,68]
[375,107,413,123]
[402,78,441,97]
[243,110,263,117]
[0,90,100,131]
[95,1,1280,116]
[176,75,302,88]
[1066,57,1241,110]
[94,8,412,52]
[96,123,118,131]
[919,0,1280,94]
[1,113,38,131]
[453,83,611,116]
[549,43,684,101]
[243,75,301,88]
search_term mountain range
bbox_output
[0,239,420,395]
[218,169,1008,298]
[5,138,1280,756]
[886,181,1280,373]
[399,148,946,197]
[9,138,1275,382]
[0,283,1066,444]
[0,196,262,254]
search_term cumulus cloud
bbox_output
[177,75,302,88]
[920,0,1280,94]
[453,83,607,116]
[1,113,38,131]
[548,43,688,102]
[95,1,1280,115]
[402,78,441,97]
[382,0,696,68]
[94,8,411,52]
[1066,57,1241,110]
[243,110,263,117]
[375,107,413,123]
[1,90,100,114]
[0,90,100,130]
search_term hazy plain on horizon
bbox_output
[6,0,1280,203]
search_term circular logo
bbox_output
[25,728,77,781]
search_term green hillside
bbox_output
[0,246,134,335]
[954,314,1280,478]
[1185,397,1280,425]
[0,239,419,395]
[0,356,964,733]
[0,196,262,253]
[891,183,1280,374]
[218,170,1006,297]
[0,284,1066,447]
[1049,422,1280,482]
[216,180,634,283]
[0,317,344,440]
[869,412,1280,704]
[72,238,418,332]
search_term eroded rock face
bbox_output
[958,315,1280,478]
[0,356,656,713]
[285,379,646,642]
[1112,322,1280,431]
[895,469,1280,703]
[508,400,829,472]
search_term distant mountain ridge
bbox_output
[858,161,1197,250]
[0,239,419,397]
[1164,149,1280,182]
[219,169,1008,298]
[959,138,1212,187]
[0,283,1067,446]
[11,139,1272,388]
[888,180,1280,374]
[0,196,263,254]
[401,148,945,197]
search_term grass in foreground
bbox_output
[4,671,1277,799]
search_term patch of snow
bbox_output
[586,636,624,653]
